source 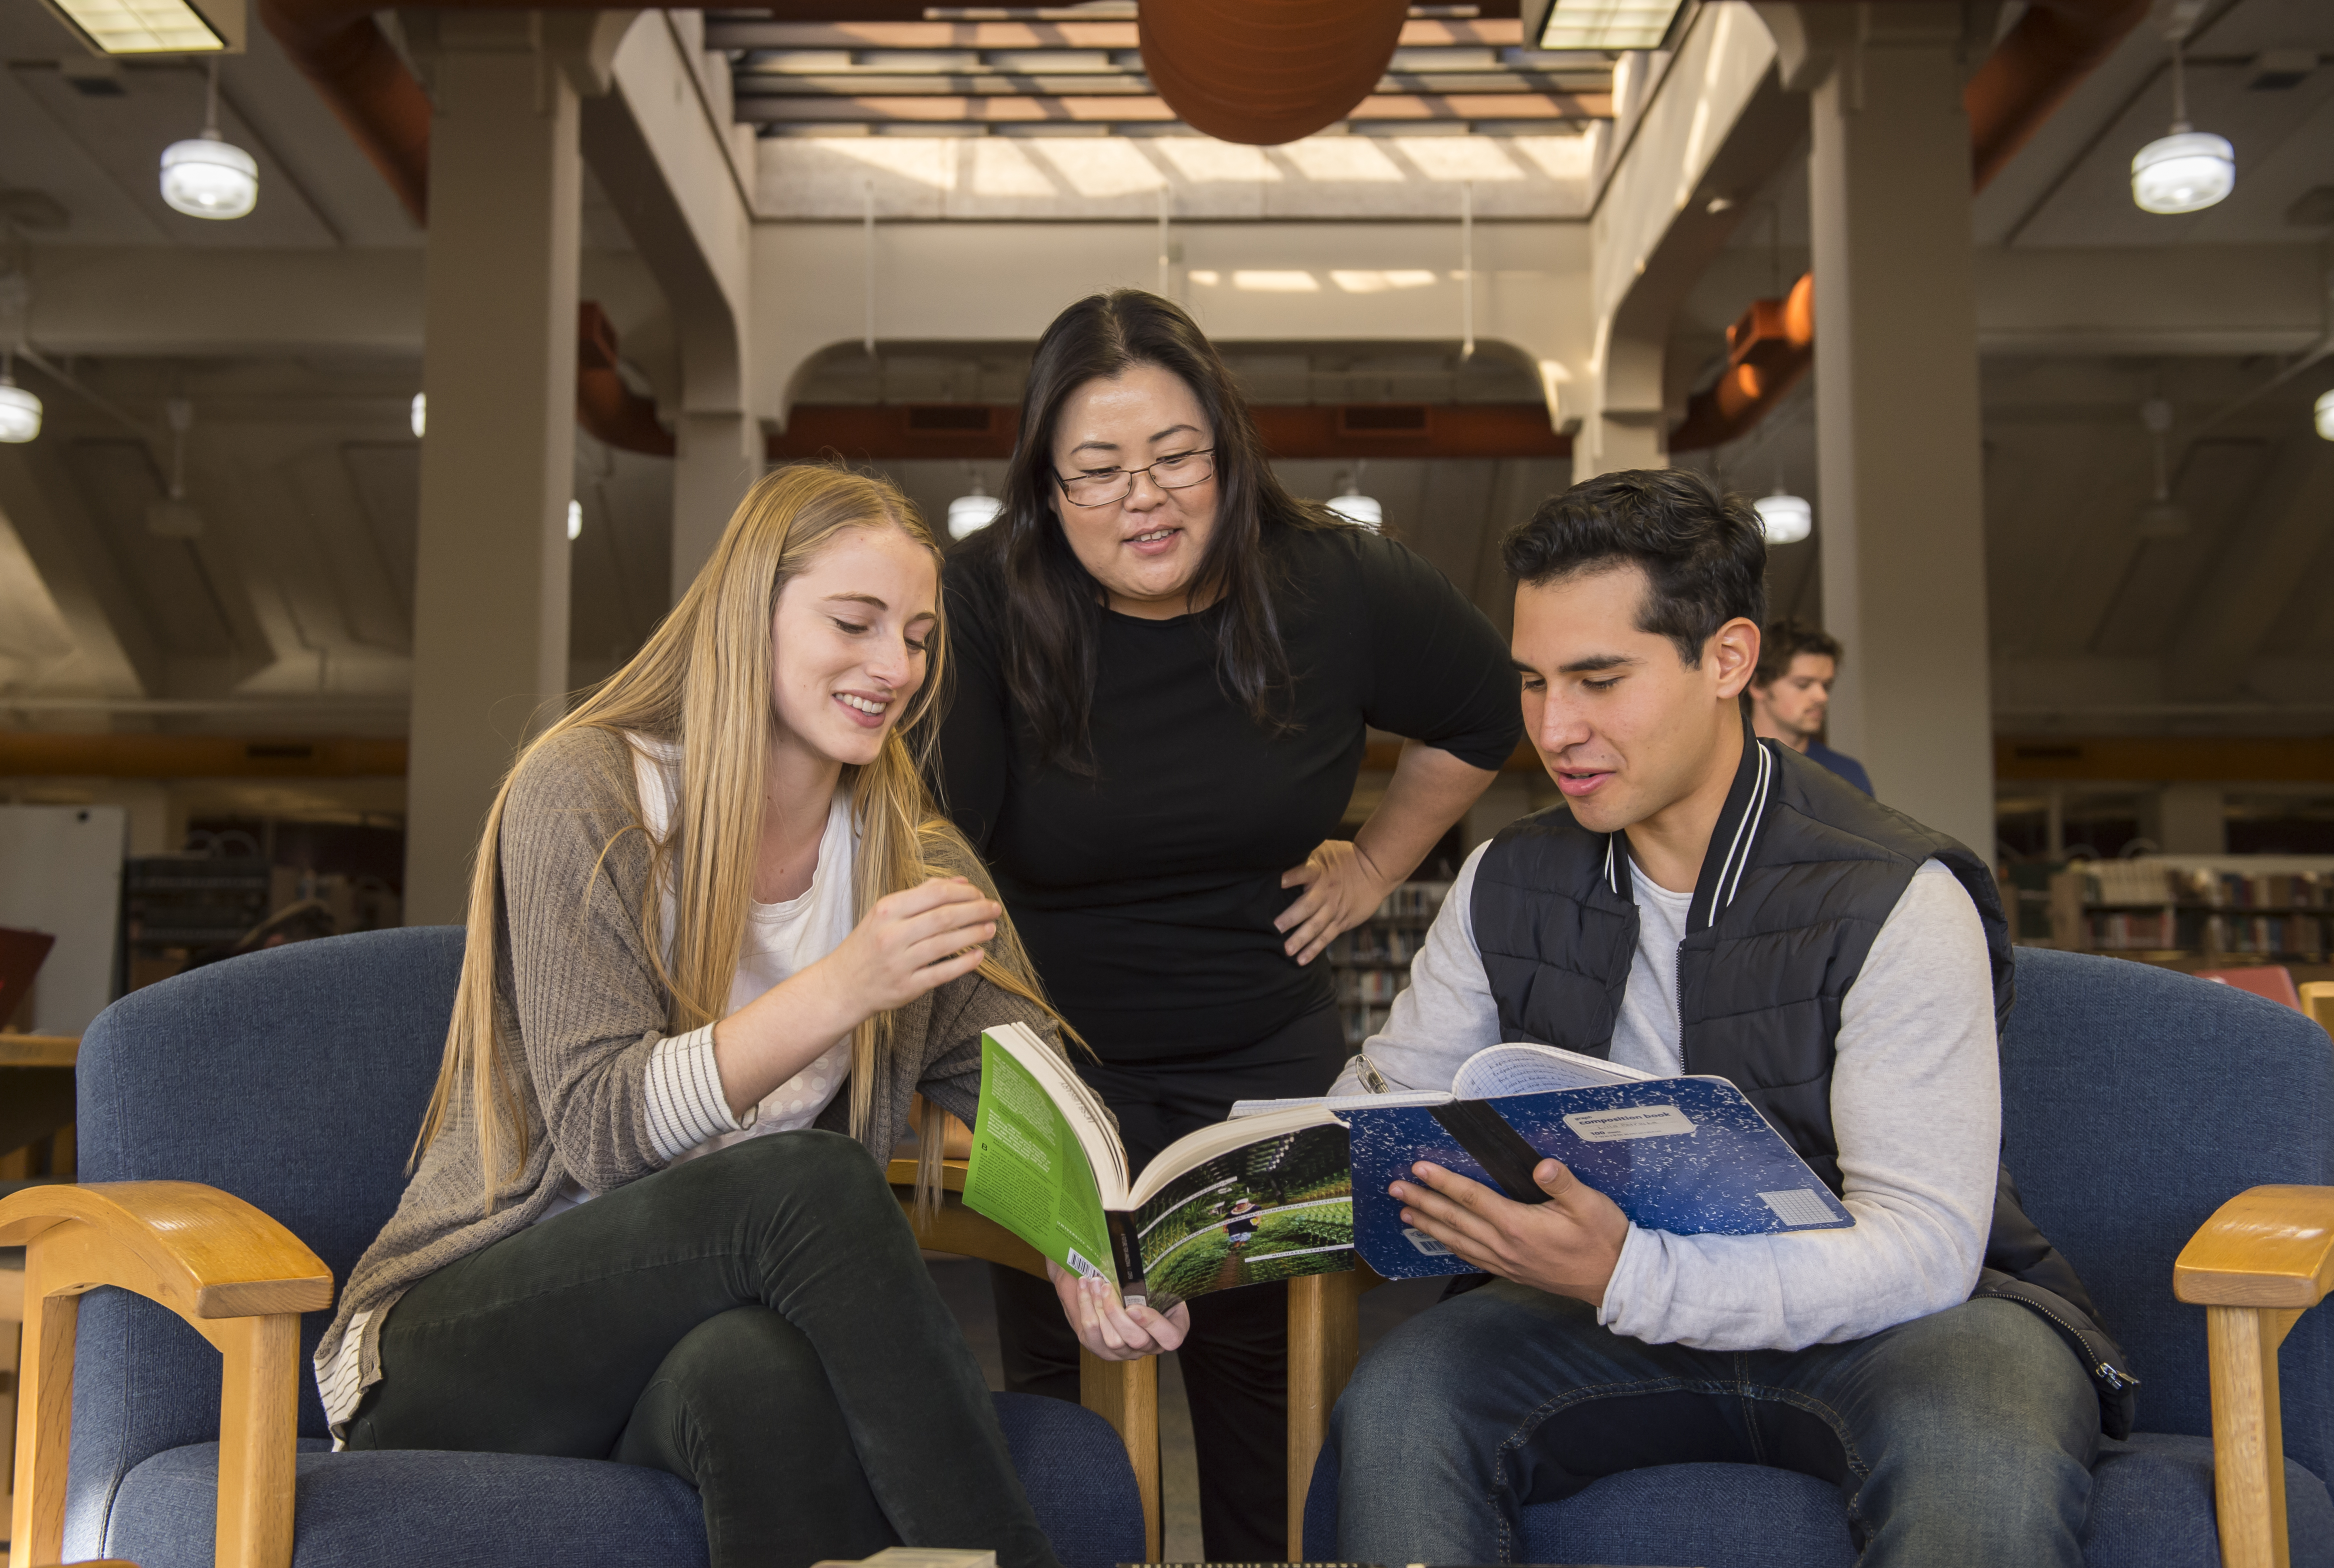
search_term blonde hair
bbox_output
[416,463,1064,1215]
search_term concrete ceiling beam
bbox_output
[0,443,168,700]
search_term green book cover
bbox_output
[960,1024,1356,1311]
[962,1030,1117,1282]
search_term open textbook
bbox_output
[1232,1041,1854,1280]
[960,1024,1356,1312]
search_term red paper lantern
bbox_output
[1140,0,1412,146]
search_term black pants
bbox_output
[350,1132,1061,1568]
[990,1004,1348,1562]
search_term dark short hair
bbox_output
[1752,620,1844,689]
[1500,468,1766,668]
[962,289,1346,772]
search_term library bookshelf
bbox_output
[2038,856,2334,980]
[1327,881,1452,1048]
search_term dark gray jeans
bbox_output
[348,1130,1060,1568]
[1328,1282,2099,1565]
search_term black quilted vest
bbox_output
[1470,714,2138,1434]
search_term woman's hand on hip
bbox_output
[818,876,1000,1016]
[1276,838,1396,966]
[1048,1260,1188,1359]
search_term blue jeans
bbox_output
[1329,1282,2098,1566]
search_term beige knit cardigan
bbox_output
[314,724,1059,1431]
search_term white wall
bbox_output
[0,804,126,1034]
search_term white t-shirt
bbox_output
[537,736,859,1218]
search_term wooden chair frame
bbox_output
[0,1166,1166,1568]
[887,1158,1161,1560]
[2298,981,2334,1040]
[2174,1184,2334,1568]
[0,1182,332,1568]
[1283,1186,2334,1568]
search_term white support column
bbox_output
[672,410,758,596]
[404,12,585,925]
[2158,784,2228,855]
[1806,3,1994,856]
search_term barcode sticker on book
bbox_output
[1064,1247,1104,1280]
[1402,1228,1453,1257]
[1759,1188,1836,1227]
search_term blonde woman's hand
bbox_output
[1048,1260,1189,1360]
[817,876,1000,1016]
[1276,838,1397,966]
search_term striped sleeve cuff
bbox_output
[646,1024,755,1163]
[316,1308,373,1440]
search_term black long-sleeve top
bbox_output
[936,524,1523,1062]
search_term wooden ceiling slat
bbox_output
[735,92,1610,123]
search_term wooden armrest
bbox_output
[2300,982,2334,1039]
[886,1156,970,1194]
[0,1182,332,1320]
[2174,1185,2334,1310]
[4,1183,330,1568]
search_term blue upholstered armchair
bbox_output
[1295,946,2334,1568]
[0,927,1148,1568]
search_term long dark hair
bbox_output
[962,289,1344,774]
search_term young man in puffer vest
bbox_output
[1324,470,2130,1566]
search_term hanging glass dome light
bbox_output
[160,59,257,220]
[2315,388,2334,442]
[947,478,1002,540]
[1754,490,1812,544]
[0,358,40,444]
[1326,469,1382,531]
[2132,36,2232,216]
[410,392,426,439]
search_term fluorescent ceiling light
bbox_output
[50,0,224,54]
[1534,0,1684,52]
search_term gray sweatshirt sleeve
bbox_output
[1597,860,1998,1350]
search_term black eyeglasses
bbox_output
[1052,449,1216,508]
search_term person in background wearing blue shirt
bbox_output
[1749,620,1872,795]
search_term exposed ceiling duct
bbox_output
[1672,0,2153,452]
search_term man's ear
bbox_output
[1710,617,1761,700]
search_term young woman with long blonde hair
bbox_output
[314,466,1093,1568]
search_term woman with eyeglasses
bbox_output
[936,290,1522,1558]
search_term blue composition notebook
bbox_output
[1234,1042,1852,1280]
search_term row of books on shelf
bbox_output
[1338,970,1406,1004]
[1340,1002,1395,1048]
[2078,910,2327,956]
[1372,881,1454,923]
[2080,862,2334,910]
[1328,927,1428,968]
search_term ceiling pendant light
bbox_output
[0,348,40,444]
[2316,388,2334,442]
[410,392,426,439]
[1754,488,1811,545]
[947,476,1002,540]
[1327,466,1382,531]
[566,499,584,542]
[2131,33,2233,216]
[2134,394,2188,538]
[160,58,258,220]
